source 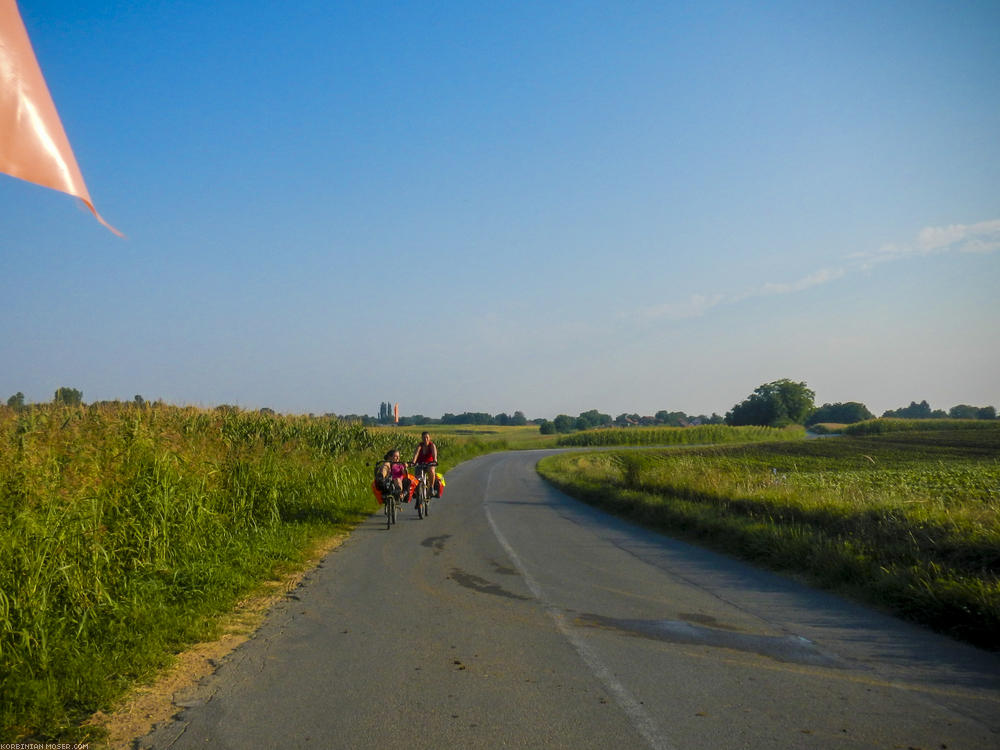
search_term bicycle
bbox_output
[412,461,437,520]
[381,477,403,529]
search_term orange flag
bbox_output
[1,0,121,235]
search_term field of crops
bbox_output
[538,421,1000,649]
[845,417,1000,437]
[377,423,554,450]
[556,423,806,447]
[0,403,504,741]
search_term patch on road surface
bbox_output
[490,559,517,576]
[421,534,450,555]
[448,568,531,601]
[576,613,846,668]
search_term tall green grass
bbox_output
[538,426,1000,648]
[0,403,504,741]
[557,423,806,447]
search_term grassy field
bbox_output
[537,421,1000,649]
[375,423,557,451]
[0,405,520,741]
[556,423,806,447]
[845,417,1000,437]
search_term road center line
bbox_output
[484,459,678,750]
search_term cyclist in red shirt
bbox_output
[411,431,438,493]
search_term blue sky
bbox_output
[2,0,998,419]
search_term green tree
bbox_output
[575,409,611,430]
[539,420,556,434]
[53,387,83,406]
[510,410,528,426]
[726,379,815,427]
[553,414,576,433]
[882,400,946,419]
[949,404,978,419]
[6,392,25,410]
[806,401,874,426]
[948,404,998,420]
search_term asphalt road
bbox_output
[142,450,1000,749]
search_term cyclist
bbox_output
[379,449,408,500]
[411,431,438,494]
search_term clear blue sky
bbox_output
[2,0,998,419]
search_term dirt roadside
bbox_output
[85,533,351,749]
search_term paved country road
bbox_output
[142,450,1000,749]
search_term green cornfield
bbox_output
[0,403,416,740]
[556,423,806,447]
[845,417,1000,436]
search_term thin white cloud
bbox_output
[635,269,846,321]
[635,218,999,322]
[742,267,846,299]
[638,293,726,321]
[851,219,1000,267]
[918,219,1000,254]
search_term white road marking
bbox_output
[484,459,678,750]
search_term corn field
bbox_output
[0,403,400,740]
[556,423,806,447]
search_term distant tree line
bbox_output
[439,411,528,426]
[5,388,996,429]
[4,388,87,409]
[881,400,996,420]
[332,407,532,427]
[538,408,726,435]
[722,379,997,428]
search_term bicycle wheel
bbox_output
[390,493,397,525]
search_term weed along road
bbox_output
[142,451,1000,749]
